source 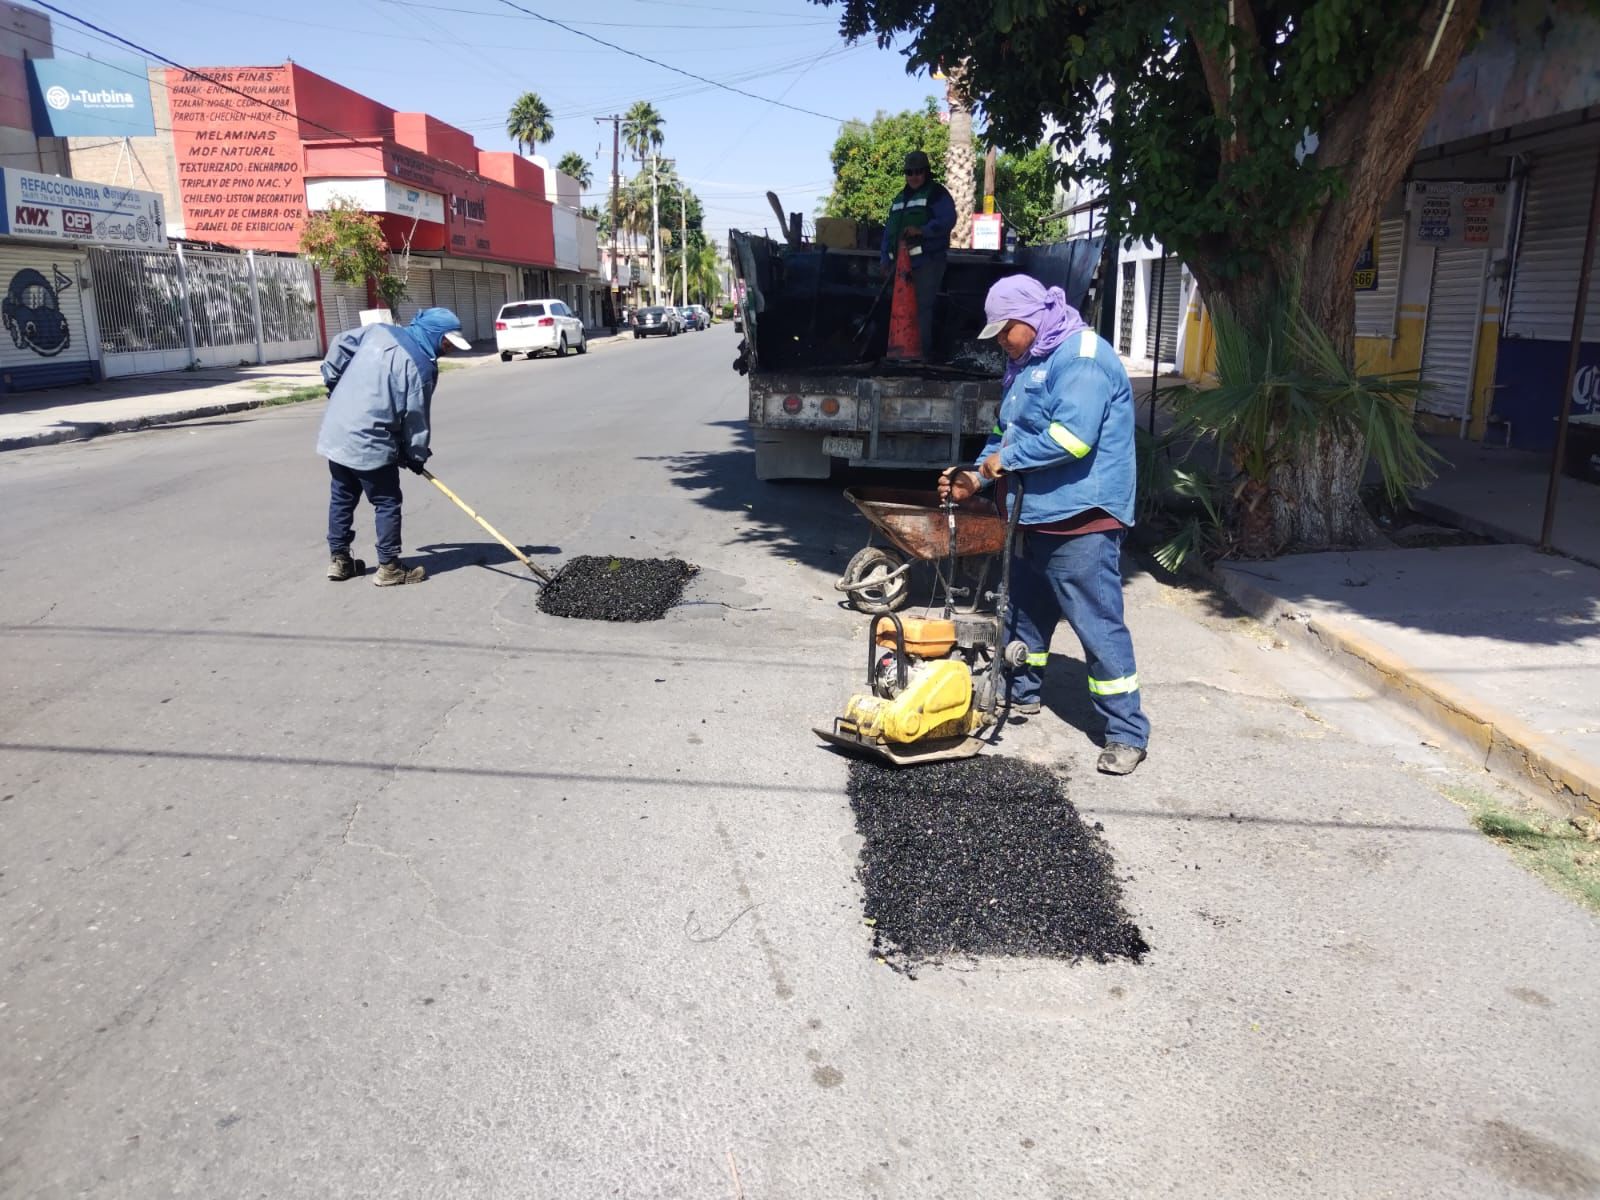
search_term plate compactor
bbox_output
[816,480,1030,767]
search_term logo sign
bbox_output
[1574,364,1600,414]
[1353,229,1380,291]
[27,57,155,137]
[0,168,165,249]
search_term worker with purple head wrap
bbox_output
[939,274,1150,775]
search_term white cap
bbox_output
[442,330,472,351]
[978,318,1006,340]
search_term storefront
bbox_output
[0,168,167,392]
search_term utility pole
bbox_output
[650,153,662,307]
[594,115,623,326]
[680,190,688,305]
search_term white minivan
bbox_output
[494,299,586,360]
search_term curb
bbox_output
[0,397,279,453]
[1217,566,1600,820]
[0,330,657,452]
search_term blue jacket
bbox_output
[976,327,1138,527]
[880,182,957,265]
[316,321,441,471]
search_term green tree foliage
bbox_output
[815,0,1480,550]
[299,197,404,309]
[506,92,554,158]
[987,144,1067,245]
[822,98,947,224]
[556,150,593,190]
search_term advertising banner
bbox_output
[0,168,166,249]
[27,57,155,137]
[1408,181,1510,249]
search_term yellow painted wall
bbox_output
[1180,300,1214,381]
[1355,306,1425,379]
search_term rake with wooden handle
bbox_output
[419,468,556,584]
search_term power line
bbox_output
[378,0,833,28]
[482,0,846,123]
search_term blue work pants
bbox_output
[1006,529,1151,749]
[327,460,404,563]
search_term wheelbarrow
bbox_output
[834,486,1010,614]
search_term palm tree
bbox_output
[556,151,593,191]
[621,100,664,163]
[944,61,976,249]
[506,92,554,158]
[689,243,722,307]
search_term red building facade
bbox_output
[163,64,557,339]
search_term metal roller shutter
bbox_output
[1507,147,1600,341]
[1118,261,1135,355]
[0,248,93,389]
[321,277,369,338]
[474,273,506,342]
[1355,218,1404,336]
[1419,245,1489,418]
[433,270,475,339]
[393,264,431,324]
[1145,256,1182,362]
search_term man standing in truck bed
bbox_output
[880,149,957,359]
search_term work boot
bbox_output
[327,551,364,581]
[1096,742,1147,776]
[374,560,427,587]
[1007,699,1043,716]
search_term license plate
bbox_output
[822,436,864,459]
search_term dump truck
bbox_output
[729,228,1105,481]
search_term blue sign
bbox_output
[26,58,154,138]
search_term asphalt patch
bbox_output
[847,756,1149,972]
[536,555,698,622]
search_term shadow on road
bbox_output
[649,421,965,607]
[414,540,562,580]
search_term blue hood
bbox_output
[403,307,464,362]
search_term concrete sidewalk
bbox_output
[0,329,635,452]
[1219,544,1600,817]
[1414,433,1600,565]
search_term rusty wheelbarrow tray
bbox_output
[835,487,1007,614]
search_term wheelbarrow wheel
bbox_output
[841,546,910,614]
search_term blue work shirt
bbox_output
[315,323,438,471]
[976,327,1138,527]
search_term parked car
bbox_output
[733,306,743,333]
[690,305,713,328]
[633,306,683,338]
[495,299,586,360]
[677,305,708,331]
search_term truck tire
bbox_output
[841,547,911,614]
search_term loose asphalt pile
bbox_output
[847,756,1149,972]
[536,556,698,622]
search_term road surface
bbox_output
[3,328,1597,1198]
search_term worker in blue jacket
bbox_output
[881,149,957,359]
[939,275,1150,775]
[316,307,471,587]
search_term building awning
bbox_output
[305,177,445,224]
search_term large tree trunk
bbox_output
[1187,0,1482,553]
[946,63,975,249]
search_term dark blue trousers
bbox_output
[327,460,403,563]
[1006,529,1151,749]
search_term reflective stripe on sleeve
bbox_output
[992,423,1003,436]
[1087,673,1139,696]
[1048,421,1093,458]
[1025,652,1050,667]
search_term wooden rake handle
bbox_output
[420,469,555,584]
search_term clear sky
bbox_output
[44,0,944,247]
